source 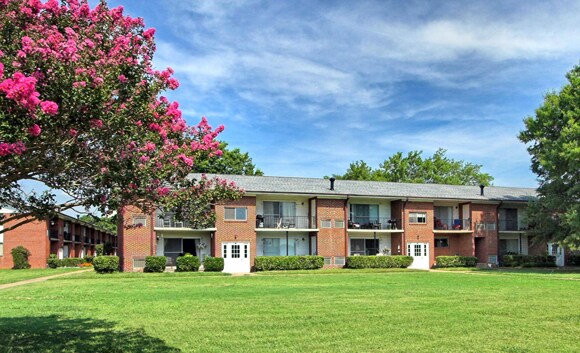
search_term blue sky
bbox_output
[104,0,580,187]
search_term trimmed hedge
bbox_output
[435,256,478,268]
[93,256,119,273]
[345,255,414,269]
[176,255,200,272]
[568,254,580,266]
[47,254,60,268]
[501,254,556,267]
[254,256,324,271]
[11,246,31,269]
[203,257,224,272]
[144,256,166,273]
[47,255,88,268]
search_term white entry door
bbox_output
[407,242,430,269]
[548,243,565,267]
[222,241,250,273]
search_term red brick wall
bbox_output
[1,217,49,269]
[215,196,257,266]
[471,204,498,263]
[403,202,435,267]
[434,234,474,258]
[316,198,347,265]
[118,206,155,271]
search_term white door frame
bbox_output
[407,242,430,269]
[548,243,565,267]
[222,241,251,273]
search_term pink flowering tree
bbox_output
[0,0,242,232]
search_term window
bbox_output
[320,219,332,228]
[334,257,345,266]
[262,237,298,256]
[499,208,518,231]
[224,207,247,221]
[132,215,147,227]
[324,257,332,265]
[350,204,379,225]
[435,238,449,248]
[263,238,281,256]
[500,238,519,254]
[334,219,345,228]
[223,244,227,258]
[0,231,3,257]
[350,238,379,256]
[263,201,296,228]
[231,244,240,258]
[409,212,427,224]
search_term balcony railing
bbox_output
[155,216,200,229]
[63,231,72,242]
[49,229,59,240]
[74,234,81,243]
[434,218,471,231]
[84,236,89,244]
[256,215,316,229]
[499,220,526,231]
[348,217,401,230]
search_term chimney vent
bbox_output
[329,177,336,191]
[479,184,485,196]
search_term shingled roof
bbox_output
[190,174,537,202]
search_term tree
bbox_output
[79,214,116,234]
[519,64,580,248]
[194,142,263,176]
[0,0,242,232]
[332,149,494,186]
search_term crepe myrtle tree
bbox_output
[0,0,242,232]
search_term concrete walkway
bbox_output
[0,269,92,290]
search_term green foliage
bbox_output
[95,244,104,257]
[47,254,60,269]
[61,258,83,268]
[11,246,31,269]
[144,256,166,273]
[92,256,119,274]
[501,255,556,267]
[254,256,325,271]
[83,255,95,264]
[435,256,478,268]
[345,255,414,269]
[176,255,200,272]
[331,149,494,186]
[519,65,580,248]
[203,257,224,272]
[78,215,117,234]
[568,255,580,266]
[194,141,263,176]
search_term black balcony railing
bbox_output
[84,236,89,244]
[348,217,400,230]
[499,219,526,231]
[434,218,471,231]
[256,215,316,229]
[49,229,59,240]
[74,234,81,243]
[155,216,200,228]
[63,231,72,242]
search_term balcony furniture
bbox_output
[348,220,361,229]
[371,221,382,230]
[453,219,462,230]
[434,217,448,230]
[387,219,398,229]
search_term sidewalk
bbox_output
[0,269,91,290]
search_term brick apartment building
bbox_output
[0,210,116,269]
[120,174,569,272]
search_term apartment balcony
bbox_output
[49,229,59,241]
[499,220,527,232]
[74,234,81,243]
[348,217,402,232]
[256,215,317,230]
[433,218,472,233]
[155,215,216,231]
[83,236,89,244]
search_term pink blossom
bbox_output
[118,74,127,83]
[157,187,170,196]
[93,77,104,86]
[40,101,58,115]
[90,119,103,128]
[177,153,194,167]
[73,81,86,88]
[68,128,78,137]
[28,124,41,136]
[144,142,156,151]
[0,142,26,156]
[167,78,179,90]
[143,28,156,39]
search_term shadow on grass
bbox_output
[0,315,180,353]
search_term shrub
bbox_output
[144,256,166,273]
[254,256,325,271]
[93,256,119,273]
[345,255,413,269]
[501,254,556,267]
[568,254,580,266]
[95,244,105,256]
[61,258,83,267]
[203,257,224,272]
[79,262,93,268]
[176,255,200,272]
[11,246,31,269]
[83,255,95,264]
[47,254,60,268]
[435,256,478,268]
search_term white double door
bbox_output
[222,241,250,273]
[548,243,565,267]
[407,242,430,269]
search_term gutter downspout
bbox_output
[344,197,349,258]
[402,198,408,255]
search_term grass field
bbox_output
[0,269,579,353]
[0,268,84,285]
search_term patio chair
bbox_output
[452,219,462,230]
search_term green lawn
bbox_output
[0,268,84,285]
[0,270,579,353]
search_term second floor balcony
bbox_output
[155,214,215,230]
[348,217,401,230]
[256,215,316,229]
[434,218,471,231]
[499,219,527,232]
